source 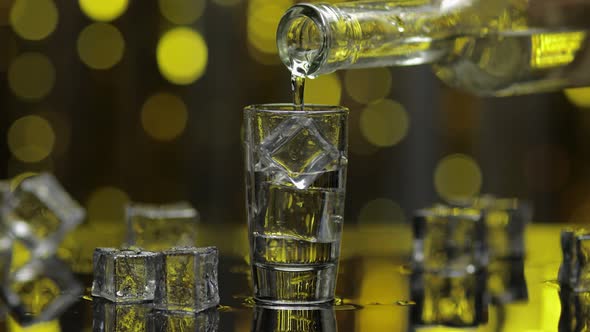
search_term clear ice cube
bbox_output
[149,308,219,332]
[412,204,487,274]
[1,257,82,325]
[0,232,12,319]
[450,195,530,259]
[559,229,590,292]
[154,247,219,312]
[258,116,340,189]
[254,183,344,242]
[92,298,152,332]
[487,257,528,304]
[1,173,85,256]
[92,248,159,303]
[559,284,590,332]
[410,270,488,327]
[126,202,199,251]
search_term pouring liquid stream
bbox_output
[291,74,305,110]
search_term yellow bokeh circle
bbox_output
[304,73,342,105]
[358,198,405,224]
[10,0,58,41]
[8,53,55,100]
[77,23,125,70]
[79,0,129,22]
[141,93,188,141]
[434,154,482,201]
[360,99,409,147]
[158,0,205,25]
[247,0,292,54]
[157,27,208,85]
[564,87,590,108]
[86,186,130,222]
[344,68,392,104]
[8,115,55,163]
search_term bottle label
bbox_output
[530,31,585,69]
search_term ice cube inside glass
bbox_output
[126,201,199,251]
[243,104,348,304]
[1,258,82,325]
[92,248,159,303]
[154,246,219,312]
[1,173,85,255]
[412,204,487,274]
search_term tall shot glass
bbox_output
[243,104,348,304]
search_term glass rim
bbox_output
[244,103,348,114]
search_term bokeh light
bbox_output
[86,186,130,223]
[157,27,208,85]
[344,68,392,104]
[78,0,128,22]
[10,0,58,41]
[38,110,71,157]
[304,73,342,105]
[8,53,55,100]
[158,0,205,25]
[564,87,590,108]
[360,99,409,148]
[7,115,55,163]
[358,198,405,224]
[77,23,125,70]
[141,93,188,141]
[434,153,482,201]
[247,0,292,55]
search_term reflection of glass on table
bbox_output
[243,104,348,304]
[252,305,336,332]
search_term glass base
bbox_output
[252,263,337,304]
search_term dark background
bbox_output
[1,0,589,226]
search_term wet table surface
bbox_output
[0,223,568,331]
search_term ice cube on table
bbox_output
[559,229,590,292]
[92,248,159,303]
[487,257,528,304]
[412,204,487,274]
[92,298,152,332]
[559,283,590,332]
[154,247,219,312]
[126,202,199,251]
[450,195,530,259]
[410,270,488,327]
[0,257,82,326]
[149,308,219,332]
[1,173,85,257]
[0,232,12,319]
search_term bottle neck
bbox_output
[276,2,453,77]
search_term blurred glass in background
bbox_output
[0,0,589,228]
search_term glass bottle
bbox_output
[276,0,590,96]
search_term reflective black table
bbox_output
[1,223,567,331]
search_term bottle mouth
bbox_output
[276,4,330,78]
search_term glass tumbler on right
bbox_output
[243,104,348,304]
